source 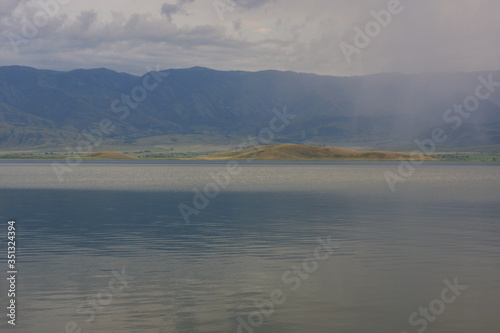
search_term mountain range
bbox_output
[1,65,499,151]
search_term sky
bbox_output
[0,0,499,76]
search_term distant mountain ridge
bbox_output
[0,65,499,150]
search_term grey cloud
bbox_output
[233,0,277,10]
[161,0,195,22]
[232,19,242,32]
[76,10,98,32]
[1,0,500,77]
[5,10,248,58]
[0,0,21,18]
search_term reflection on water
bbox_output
[0,161,498,332]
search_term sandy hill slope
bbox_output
[196,144,437,161]
[82,152,137,159]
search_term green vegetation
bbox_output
[0,152,67,159]
[82,152,137,159]
[0,150,222,160]
[432,152,500,162]
[135,152,219,159]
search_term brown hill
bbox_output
[197,144,436,161]
[82,152,137,159]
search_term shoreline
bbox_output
[0,156,498,162]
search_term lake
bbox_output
[0,160,498,333]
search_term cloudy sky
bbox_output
[1,0,499,76]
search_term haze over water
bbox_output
[0,160,498,333]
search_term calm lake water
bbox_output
[0,160,499,333]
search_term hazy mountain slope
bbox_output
[0,66,499,149]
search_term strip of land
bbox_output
[193,144,437,161]
[1,143,499,161]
